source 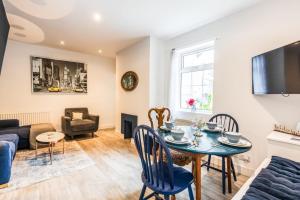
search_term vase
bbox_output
[191,105,196,112]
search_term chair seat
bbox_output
[142,164,194,195]
[170,150,192,166]
[71,119,95,132]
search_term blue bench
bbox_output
[242,156,300,200]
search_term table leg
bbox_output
[51,143,54,165]
[49,143,52,165]
[63,139,65,154]
[35,142,38,159]
[227,156,232,193]
[195,155,202,200]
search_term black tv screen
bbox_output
[252,41,300,94]
[0,0,10,75]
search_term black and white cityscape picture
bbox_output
[31,56,87,93]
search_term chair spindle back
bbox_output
[134,125,174,190]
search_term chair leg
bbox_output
[139,184,146,200]
[188,185,194,200]
[171,195,176,200]
[207,155,212,171]
[231,159,237,181]
[164,195,170,200]
[92,132,95,137]
[222,156,226,194]
[192,161,195,177]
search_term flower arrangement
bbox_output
[187,98,197,112]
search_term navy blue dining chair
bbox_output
[134,125,194,200]
[203,113,238,194]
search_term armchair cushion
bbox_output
[71,119,95,132]
[65,108,89,119]
[72,112,83,120]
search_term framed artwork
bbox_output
[31,56,87,93]
[121,71,139,91]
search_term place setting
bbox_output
[201,121,223,133]
[159,120,192,146]
[217,132,252,148]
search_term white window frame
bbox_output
[177,42,215,114]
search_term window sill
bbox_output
[176,109,212,115]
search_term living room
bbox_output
[1,0,300,200]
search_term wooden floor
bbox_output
[0,130,248,200]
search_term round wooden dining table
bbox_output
[157,126,252,200]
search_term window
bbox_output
[178,41,214,113]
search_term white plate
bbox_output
[164,135,191,145]
[159,126,171,131]
[160,126,171,131]
[202,126,222,133]
[217,137,252,148]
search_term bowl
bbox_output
[171,129,185,141]
[206,122,217,130]
[225,132,241,143]
[165,121,175,130]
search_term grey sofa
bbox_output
[61,108,99,139]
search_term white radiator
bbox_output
[0,112,50,126]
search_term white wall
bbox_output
[165,0,300,174]
[149,37,167,107]
[115,37,166,132]
[115,38,150,132]
[0,40,116,130]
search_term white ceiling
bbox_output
[4,0,261,58]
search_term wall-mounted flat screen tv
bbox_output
[0,0,10,75]
[252,41,300,95]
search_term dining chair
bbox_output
[134,125,194,200]
[203,113,238,194]
[148,107,192,167]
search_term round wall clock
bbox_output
[121,71,139,91]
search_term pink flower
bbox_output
[187,98,196,106]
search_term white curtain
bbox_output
[167,49,180,117]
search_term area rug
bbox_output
[0,141,94,193]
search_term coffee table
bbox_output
[35,132,65,164]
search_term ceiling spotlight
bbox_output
[93,13,102,22]
[60,41,65,45]
[98,49,103,54]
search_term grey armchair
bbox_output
[61,108,99,139]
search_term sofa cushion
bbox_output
[0,126,30,149]
[0,119,19,130]
[0,141,13,185]
[0,134,19,158]
[71,119,95,132]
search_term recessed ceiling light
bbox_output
[60,41,65,45]
[93,13,102,22]
[98,49,102,54]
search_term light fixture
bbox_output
[60,40,65,45]
[98,49,102,54]
[93,13,102,22]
